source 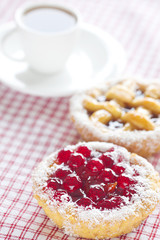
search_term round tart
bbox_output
[70,77,160,157]
[32,142,160,239]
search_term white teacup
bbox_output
[3,2,80,74]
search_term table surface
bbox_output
[1,0,160,239]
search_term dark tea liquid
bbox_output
[23,7,76,33]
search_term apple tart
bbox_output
[32,142,160,239]
[70,78,160,157]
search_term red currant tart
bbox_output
[32,142,160,239]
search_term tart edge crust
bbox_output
[32,142,160,239]
[33,194,158,239]
[71,113,160,157]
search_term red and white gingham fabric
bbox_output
[1,0,160,239]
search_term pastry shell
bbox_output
[70,78,160,157]
[32,142,160,239]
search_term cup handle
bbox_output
[1,27,26,62]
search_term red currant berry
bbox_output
[97,199,111,210]
[116,187,136,200]
[47,178,62,190]
[98,196,124,210]
[76,145,91,158]
[117,175,137,189]
[53,190,71,203]
[55,168,72,179]
[87,185,105,202]
[112,165,125,175]
[88,176,99,185]
[84,176,99,193]
[77,167,89,181]
[99,154,114,168]
[57,149,72,164]
[63,174,82,193]
[68,153,85,170]
[99,169,117,183]
[86,158,104,175]
[71,189,85,201]
[109,196,124,209]
[76,197,93,208]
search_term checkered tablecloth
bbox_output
[1,0,160,239]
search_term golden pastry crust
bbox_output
[70,78,160,157]
[32,142,160,239]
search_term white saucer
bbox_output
[0,22,126,97]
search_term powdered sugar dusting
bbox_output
[32,141,160,236]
